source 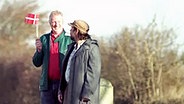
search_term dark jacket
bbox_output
[59,38,101,104]
[32,31,72,91]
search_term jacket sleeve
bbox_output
[81,44,101,100]
[32,50,43,67]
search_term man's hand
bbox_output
[58,93,63,103]
[79,98,90,104]
[35,39,42,52]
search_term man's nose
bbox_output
[55,22,58,26]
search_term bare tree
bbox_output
[100,20,184,103]
[0,0,49,104]
[0,0,48,42]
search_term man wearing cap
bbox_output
[58,20,101,104]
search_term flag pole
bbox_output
[34,13,39,39]
[36,23,39,38]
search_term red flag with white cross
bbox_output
[25,13,39,24]
[25,13,39,38]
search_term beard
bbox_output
[70,36,75,41]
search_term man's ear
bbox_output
[76,29,79,34]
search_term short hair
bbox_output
[73,26,91,40]
[49,10,63,21]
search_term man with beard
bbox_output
[58,20,101,104]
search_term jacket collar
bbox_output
[53,30,66,42]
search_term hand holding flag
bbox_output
[25,13,39,38]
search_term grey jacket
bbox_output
[59,38,101,104]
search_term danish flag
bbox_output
[25,13,39,25]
